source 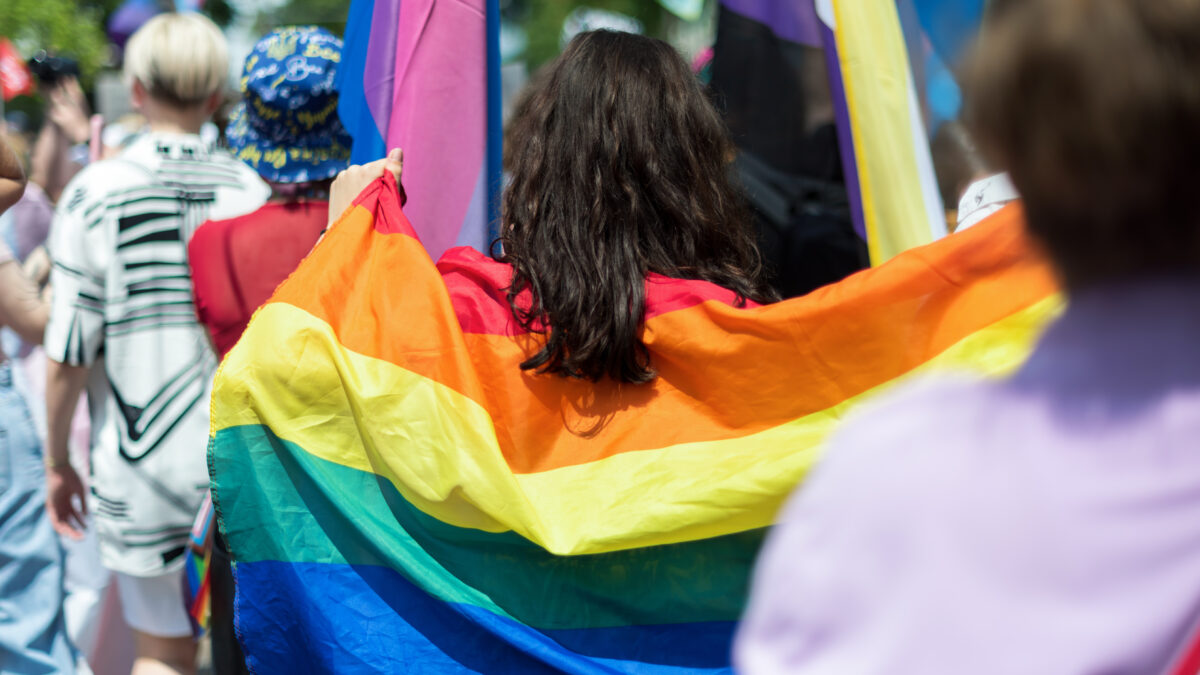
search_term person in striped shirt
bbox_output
[42,14,268,675]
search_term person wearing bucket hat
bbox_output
[186,27,355,674]
[225,26,352,184]
[190,25,352,357]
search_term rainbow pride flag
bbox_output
[183,491,213,634]
[336,0,500,261]
[210,175,1058,672]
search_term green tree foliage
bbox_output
[0,0,235,85]
[85,0,234,29]
[517,0,664,68]
[240,0,664,66]
[0,0,110,81]
[255,0,350,37]
[202,0,235,27]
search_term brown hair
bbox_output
[964,0,1200,288]
[499,30,776,384]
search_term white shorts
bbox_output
[113,570,193,638]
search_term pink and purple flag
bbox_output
[337,0,501,261]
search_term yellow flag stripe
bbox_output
[834,0,941,263]
[213,296,1062,555]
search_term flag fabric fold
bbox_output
[210,174,1058,673]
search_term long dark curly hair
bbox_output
[499,30,777,385]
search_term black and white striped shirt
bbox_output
[45,132,269,576]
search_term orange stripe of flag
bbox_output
[274,187,1055,473]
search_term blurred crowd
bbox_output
[2,15,348,675]
[2,0,1200,674]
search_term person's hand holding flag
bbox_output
[328,148,404,229]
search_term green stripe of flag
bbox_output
[211,424,765,631]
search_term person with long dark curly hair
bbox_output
[331,30,778,385]
[500,30,778,382]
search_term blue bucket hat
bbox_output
[226,26,352,183]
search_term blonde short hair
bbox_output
[124,13,229,108]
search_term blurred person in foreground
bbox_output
[186,25,351,674]
[735,1,1200,673]
[0,125,78,675]
[42,13,268,675]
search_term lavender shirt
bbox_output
[735,278,1200,675]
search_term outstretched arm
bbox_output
[0,133,27,214]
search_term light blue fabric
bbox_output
[0,363,75,674]
[913,0,985,65]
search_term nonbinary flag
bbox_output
[718,0,987,265]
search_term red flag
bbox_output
[1167,614,1200,675]
[0,40,34,101]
